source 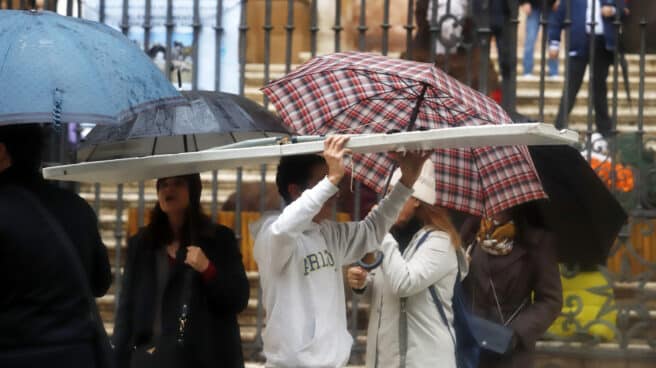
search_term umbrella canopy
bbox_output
[262,51,548,216]
[0,10,184,126]
[529,145,628,268]
[78,91,290,161]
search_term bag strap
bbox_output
[399,230,437,368]
[413,229,459,346]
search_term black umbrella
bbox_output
[529,145,628,269]
[78,91,290,161]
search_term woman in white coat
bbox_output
[347,160,465,368]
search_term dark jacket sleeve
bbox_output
[201,226,250,315]
[509,231,563,349]
[112,235,139,368]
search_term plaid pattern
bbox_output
[262,52,545,216]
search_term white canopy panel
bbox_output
[43,123,578,184]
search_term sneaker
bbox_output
[519,74,539,81]
[591,133,608,154]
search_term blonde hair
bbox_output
[415,202,462,249]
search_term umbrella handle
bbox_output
[354,250,385,271]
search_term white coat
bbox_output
[361,228,463,368]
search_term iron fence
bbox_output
[4,0,655,365]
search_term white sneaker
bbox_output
[519,74,539,81]
[591,133,608,154]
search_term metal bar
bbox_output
[211,170,219,222]
[113,184,124,316]
[635,16,646,207]
[165,0,174,82]
[214,0,224,91]
[66,0,72,16]
[537,0,548,121]
[561,0,572,129]
[381,0,390,55]
[94,183,101,215]
[284,0,295,74]
[263,0,273,107]
[310,0,318,57]
[404,0,415,60]
[333,0,342,52]
[191,0,201,90]
[234,168,242,246]
[76,0,81,17]
[238,0,248,96]
[463,0,474,86]
[120,0,128,35]
[477,0,491,94]
[585,0,597,157]
[609,1,622,192]
[137,181,145,228]
[505,0,519,112]
[19,0,24,9]
[428,0,439,64]
[99,0,105,23]
[143,0,152,51]
[358,0,367,51]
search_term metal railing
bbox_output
[5,0,655,365]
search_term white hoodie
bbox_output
[251,177,412,367]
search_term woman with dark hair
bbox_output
[461,202,562,368]
[113,174,249,368]
[347,160,466,367]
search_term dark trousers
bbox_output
[492,22,516,112]
[554,35,614,137]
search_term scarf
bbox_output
[476,218,516,256]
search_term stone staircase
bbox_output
[87,52,656,364]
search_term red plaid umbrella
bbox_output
[262,51,545,216]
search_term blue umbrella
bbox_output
[0,10,185,126]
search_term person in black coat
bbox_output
[0,124,111,296]
[0,124,108,367]
[112,174,250,368]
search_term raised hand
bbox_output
[390,150,432,188]
[323,135,352,186]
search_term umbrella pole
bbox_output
[381,83,428,193]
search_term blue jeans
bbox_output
[523,9,558,76]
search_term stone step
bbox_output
[516,105,656,127]
[515,76,656,91]
[516,88,656,107]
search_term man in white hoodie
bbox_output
[252,136,428,367]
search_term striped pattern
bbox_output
[262,52,545,216]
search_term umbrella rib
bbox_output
[320,84,423,133]
[192,134,199,151]
[350,69,429,95]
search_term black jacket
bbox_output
[113,224,250,368]
[0,184,97,367]
[0,167,112,297]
